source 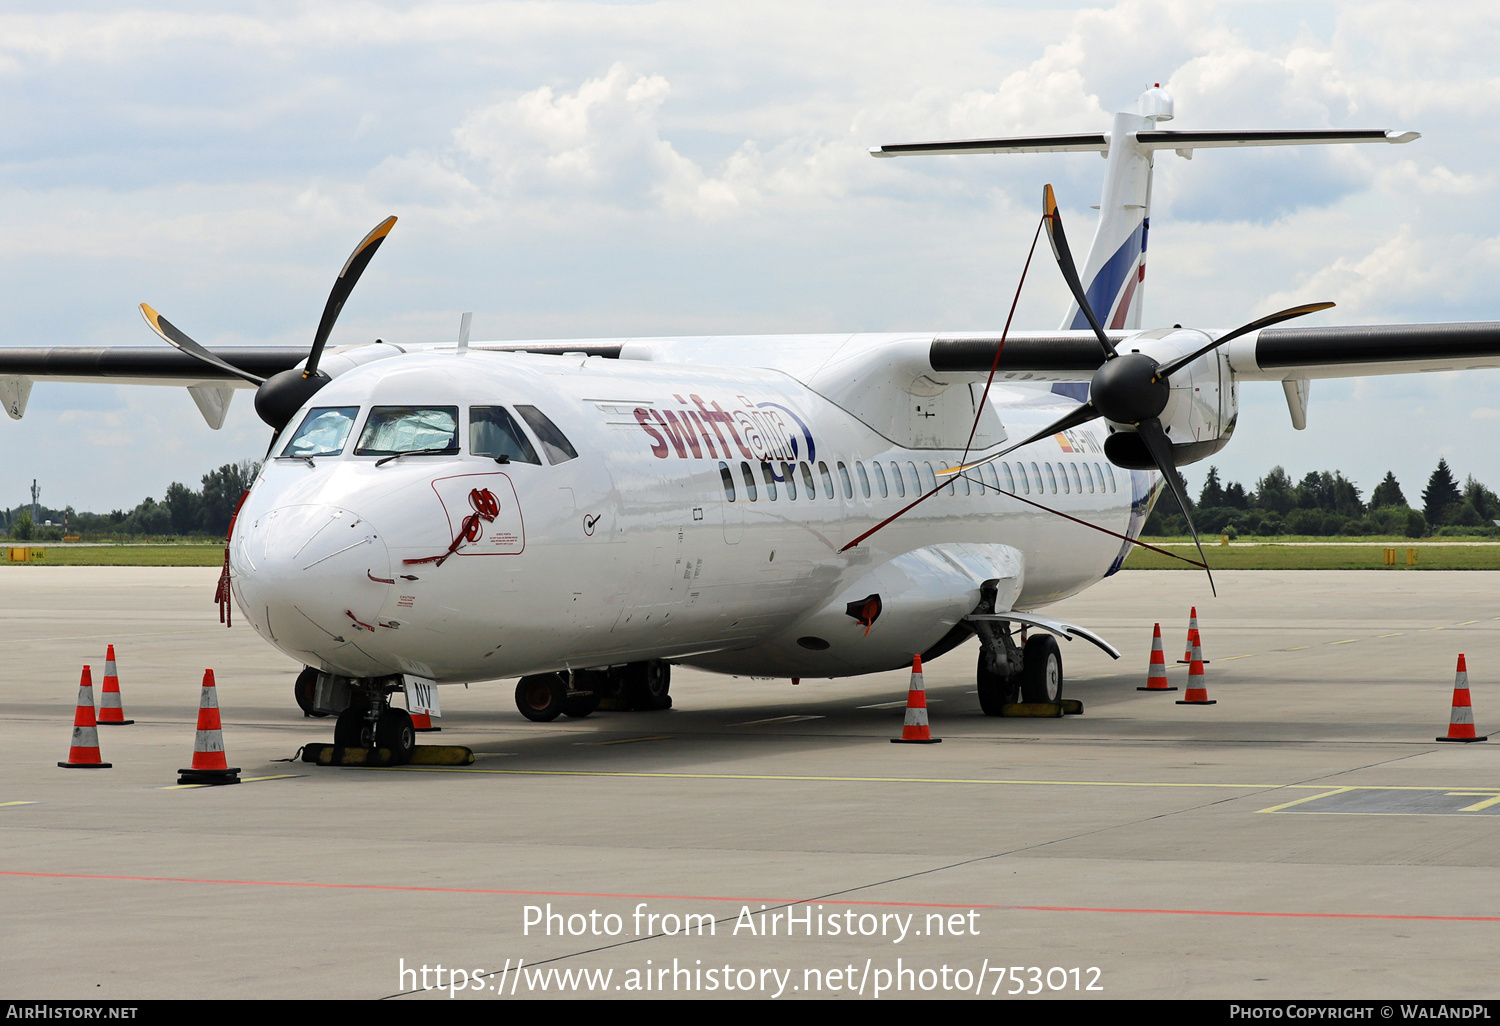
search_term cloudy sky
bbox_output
[4,0,1499,514]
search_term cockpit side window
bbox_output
[469,407,541,464]
[354,406,459,456]
[281,406,360,458]
[514,405,579,465]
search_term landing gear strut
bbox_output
[973,623,1064,715]
[332,683,416,763]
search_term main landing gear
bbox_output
[975,630,1063,716]
[513,660,671,722]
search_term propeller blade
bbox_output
[138,304,265,385]
[1043,184,1115,359]
[305,215,397,376]
[1134,417,1215,597]
[1155,301,1335,380]
[943,400,1101,476]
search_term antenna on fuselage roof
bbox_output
[869,83,1418,333]
[458,311,472,353]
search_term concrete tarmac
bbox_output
[2,567,1499,1000]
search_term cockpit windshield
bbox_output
[470,407,541,464]
[281,406,360,458]
[355,406,460,456]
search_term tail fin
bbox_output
[1065,88,1172,332]
[871,84,1416,334]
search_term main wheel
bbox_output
[621,661,671,711]
[1019,634,1063,704]
[376,708,416,764]
[334,705,378,748]
[294,667,330,718]
[515,673,567,722]
[976,649,1018,716]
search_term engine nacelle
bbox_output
[1101,328,1238,469]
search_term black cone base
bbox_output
[177,767,241,785]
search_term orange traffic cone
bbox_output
[97,645,133,725]
[59,665,111,768]
[891,655,941,744]
[1437,654,1488,743]
[1179,607,1210,665]
[411,710,441,733]
[1138,623,1178,692]
[178,669,240,785]
[1176,633,1216,705]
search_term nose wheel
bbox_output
[333,696,416,764]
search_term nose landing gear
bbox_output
[333,686,416,764]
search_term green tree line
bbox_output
[1146,458,1500,538]
[4,461,260,542]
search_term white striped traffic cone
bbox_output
[1138,623,1177,692]
[891,655,941,744]
[1179,607,1210,665]
[1176,633,1216,705]
[97,645,133,725]
[1437,654,1488,743]
[177,669,240,785]
[59,665,111,768]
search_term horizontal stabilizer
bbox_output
[1135,129,1418,151]
[871,133,1109,157]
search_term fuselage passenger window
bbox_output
[760,462,778,501]
[781,462,797,500]
[855,461,871,499]
[514,405,578,465]
[889,462,904,497]
[1069,463,1083,493]
[873,461,889,497]
[838,461,855,500]
[470,407,541,464]
[819,461,835,499]
[800,461,816,499]
[719,462,736,502]
[740,462,758,501]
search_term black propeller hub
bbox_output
[255,369,331,431]
[1089,352,1169,425]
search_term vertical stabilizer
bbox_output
[1064,86,1174,333]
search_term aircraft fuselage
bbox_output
[229,348,1153,684]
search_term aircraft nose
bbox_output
[231,503,394,665]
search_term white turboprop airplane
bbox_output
[5,86,1500,762]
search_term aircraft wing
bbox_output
[1228,321,1500,380]
[922,323,1500,381]
[0,346,307,386]
[0,345,305,427]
